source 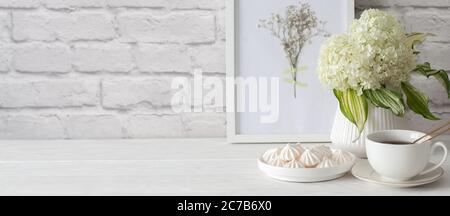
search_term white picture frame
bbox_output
[227,0,355,143]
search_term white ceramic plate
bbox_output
[257,157,356,183]
[351,160,444,188]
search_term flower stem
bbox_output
[293,77,297,98]
[292,66,297,98]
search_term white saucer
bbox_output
[257,157,355,183]
[351,160,444,188]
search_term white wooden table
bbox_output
[0,139,449,196]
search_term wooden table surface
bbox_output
[0,139,449,196]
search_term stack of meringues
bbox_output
[262,143,355,169]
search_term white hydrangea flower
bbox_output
[317,9,416,94]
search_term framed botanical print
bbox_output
[227,0,355,143]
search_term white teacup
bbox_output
[366,130,448,182]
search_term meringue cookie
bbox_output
[332,149,355,165]
[279,144,302,162]
[299,149,321,168]
[293,143,305,154]
[284,160,305,168]
[262,148,280,163]
[312,145,332,159]
[317,158,336,168]
[268,157,285,167]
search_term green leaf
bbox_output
[334,89,368,135]
[297,65,308,73]
[334,89,354,123]
[405,33,434,49]
[414,63,450,99]
[282,66,308,75]
[295,82,307,88]
[283,78,307,87]
[363,88,406,117]
[401,82,440,120]
[282,68,294,75]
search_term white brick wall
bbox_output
[0,0,40,8]
[0,0,448,139]
[13,43,72,73]
[102,78,177,109]
[135,44,191,73]
[0,115,65,139]
[12,11,116,42]
[73,44,134,73]
[61,115,123,139]
[0,80,98,108]
[41,0,105,9]
[117,12,216,44]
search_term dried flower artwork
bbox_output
[259,2,329,98]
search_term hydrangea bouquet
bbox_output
[318,10,450,136]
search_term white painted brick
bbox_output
[126,115,186,138]
[0,12,10,42]
[0,115,65,139]
[0,80,98,108]
[13,11,116,42]
[404,10,450,42]
[418,43,450,70]
[169,0,225,9]
[182,113,226,137]
[0,0,39,8]
[216,11,225,41]
[0,0,446,140]
[405,112,450,132]
[61,115,123,139]
[356,0,450,7]
[12,12,58,42]
[107,0,165,8]
[74,44,134,73]
[410,74,450,107]
[42,0,106,9]
[118,12,215,44]
[0,44,12,72]
[189,42,225,73]
[135,44,190,73]
[12,44,71,73]
[102,78,175,109]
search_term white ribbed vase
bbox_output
[330,105,406,158]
